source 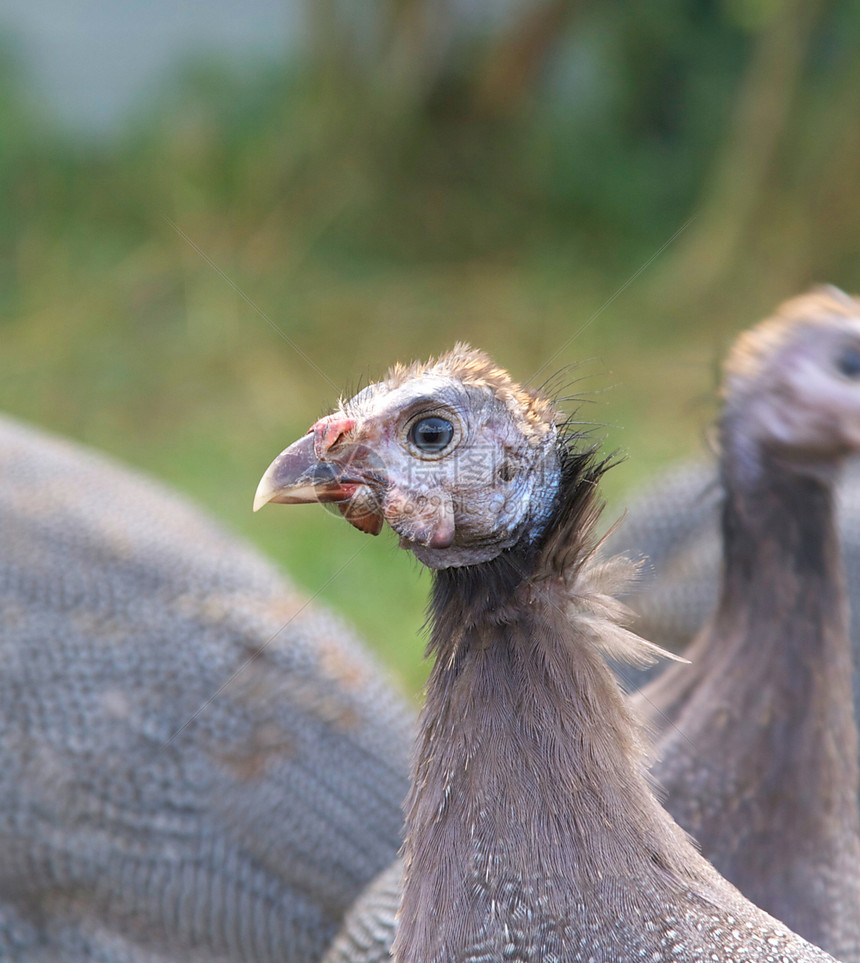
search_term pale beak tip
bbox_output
[252,474,276,513]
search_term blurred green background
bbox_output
[2,0,859,696]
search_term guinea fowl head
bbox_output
[254,344,562,567]
[723,285,860,474]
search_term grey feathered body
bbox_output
[0,416,412,961]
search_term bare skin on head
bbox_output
[255,345,560,568]
[635,286,860,961]
[257,345,837,963]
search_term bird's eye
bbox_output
[836,347,860,379]
[409,417,455,453]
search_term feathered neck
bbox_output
[705,430,852,693]
[711,436,859,789]
[394,444,711,963]
[720,444,839,605]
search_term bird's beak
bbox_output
[253,433,364,512]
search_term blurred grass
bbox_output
[1,1,859,696]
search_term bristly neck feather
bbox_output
[394,445,711,963]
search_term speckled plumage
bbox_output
[322,862,401,963]
[0,415,412,961]
[258,349,838,963]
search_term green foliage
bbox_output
[1,0,858,695]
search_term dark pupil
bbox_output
[410,417,454,452]
[837,348,860,379]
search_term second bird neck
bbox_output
[715,443,848,672]
[692,440,860,812]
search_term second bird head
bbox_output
[722,285,860,476]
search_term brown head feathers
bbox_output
[724,285,859,391]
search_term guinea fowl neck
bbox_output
[715,431,850,681]
[699,426,860,814]
[394,457,708,963]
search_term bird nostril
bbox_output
[310,417,357,457]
